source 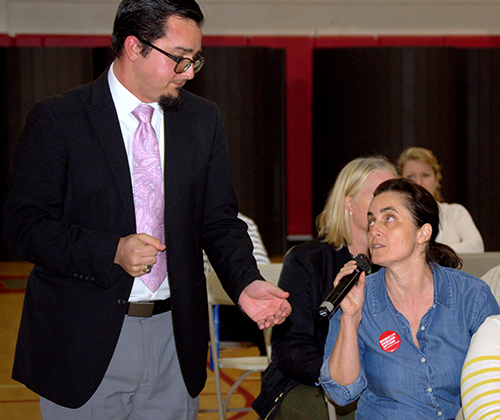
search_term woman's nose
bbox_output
[414,175,424,186]
[368,220,382,237]
[369,222,381,237]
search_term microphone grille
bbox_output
[354,253,372,273]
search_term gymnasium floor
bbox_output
[0,261,263,420]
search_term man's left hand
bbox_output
[238,280,292,329]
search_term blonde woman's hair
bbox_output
[316,156,397,248]
[397,147,443,202]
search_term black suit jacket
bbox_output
[4,70,262,408]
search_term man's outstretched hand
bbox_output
[238,280,292,329]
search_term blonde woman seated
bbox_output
[461,314,500,420]
[398,147,484,253]
[319,178,499,420]
[253,156,396,420]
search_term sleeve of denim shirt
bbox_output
[318,310,368,405]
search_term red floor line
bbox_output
[0,288,26,294]
[218,369,257,419]
[0,276,27,293]
[0,399,39,403]
[206,361,259,418]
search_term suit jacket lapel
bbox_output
[163,102,193,236]
[86,71,136,232]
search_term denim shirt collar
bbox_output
[370,263,453,316]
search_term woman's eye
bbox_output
[386,215,394,222]
[406,174,415,179]
[368,219,374,226]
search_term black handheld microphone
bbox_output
[318,253,371,319]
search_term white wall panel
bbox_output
[3,0,119,35]
[2,0,500,36]
[201,1,500,36]
[0,0,8,33]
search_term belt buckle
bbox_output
[128,302,155,317]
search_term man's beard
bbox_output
[158,91,183,113]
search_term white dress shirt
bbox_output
[108,62,170,301]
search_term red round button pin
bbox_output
[379,330,401,352]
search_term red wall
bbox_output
[3,33,500,238]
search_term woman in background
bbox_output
[253,156,396,420]
[320,178,499,420]
[398,147,484,253]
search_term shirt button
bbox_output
[148,293,152,299]
[427,387,432,393]
[420,326,425,331]
[437,411,443,416]
[421,357,426,363]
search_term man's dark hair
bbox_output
[111,0,204,57]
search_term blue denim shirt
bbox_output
[319,264,500,420]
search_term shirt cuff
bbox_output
[318,358,367,405]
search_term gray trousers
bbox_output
[40,311,199,420]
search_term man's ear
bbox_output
[123,36,142,61]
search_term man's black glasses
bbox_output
[138,38,205,74]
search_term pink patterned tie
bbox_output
[132,104,166,292]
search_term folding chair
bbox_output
[206,263,283,420]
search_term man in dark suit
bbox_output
[3,0,291,418]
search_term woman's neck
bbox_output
[347,242,368,258]
[384,257,434,349]
[348,225,369,257]
[384,257,433,300]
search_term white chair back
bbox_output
[459,252,500,278]
[205,263,283,420]
[481,264,500,306]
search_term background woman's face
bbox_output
[348,170,395,233]
[401,160,438,198]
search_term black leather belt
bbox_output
[126,298,171,317]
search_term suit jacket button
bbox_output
[118,298,127,306]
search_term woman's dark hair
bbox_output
[111,0,204,58]
[373,178,462,269]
